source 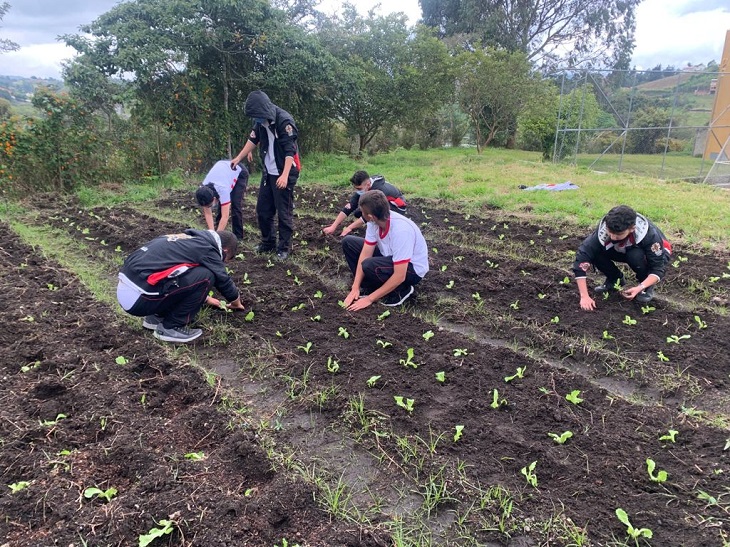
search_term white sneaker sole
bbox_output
[382,285,414,307]
[153,329,202,343]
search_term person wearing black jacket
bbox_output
[117,230,244,343]
[231,90,301,260]
[323,170,407,237]
[572,205,672,311]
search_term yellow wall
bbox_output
[705,30,730,160]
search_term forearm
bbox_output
[233,141,255,163]
[576,277,590,298]
[330,212,347,228]
[218,205,230,232]
[202,208,215,230]
[280,156,294,179]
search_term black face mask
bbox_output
[609,234,632,246]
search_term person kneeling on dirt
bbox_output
[195,159,249,240]
[572,205,672,311]
[342,190,428,311]
[323,170,407,237]
[117,229,244,343]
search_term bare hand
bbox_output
[621,287,643,300]
[347,295,373,311]
[323,225,336,235]
[276,174,288,189]
[579,296,596,311]
[229,298,245,311]
[339,228,351,238]
[343,288,360,308]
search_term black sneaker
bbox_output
[142,315,163,330]
[276,250,289,260]
[255,244,275,254]
[594,277,625,295]
[634,285,655,304]
[382,285,414,307]
[154,324,203,343]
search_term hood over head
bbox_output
[244,90,276,121]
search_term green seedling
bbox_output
[377,310,390,321]
[520,461,538,487]
[537,293,547,299]
[666,334,690,343]
[694,315,707,329]
[709,276,720,282]
[659,429,678,443]
[310,315,321,322]
[399,347,418,368]
[641,305,655,314]
[445,280,454,289]
[139,518,176,547]
[376,339,392,348]
[218,300,233,313]
[245,311,255,322]
[297,342,313,354]
[84,486,118,502]
[21,360,41,373]
[366,375,381,387]
[504,366,526,382]
[509,300,520,310]
[657,351,669,362]
[486,260,499,269]
[550,316,560,324]
[646,458,668,483]
[548,431,573,445]
[622,315,637,326]
[266,259,275,268]
[326,356,340,373]
[602,330,614,340]
[423,330,435,341]
[435,371,446,383]
[40,413,67,427]
[46,283,59,291]
[440,265,447,272]
[20,315,34,322]
[184,452,206,461]
[293,276,302,286]
[602,292,610,300]
[454,425,464,442]
[291,303,306,311]
[615,508,653,541]
[240,273,251,285]
[490,389,507,409]
[394,396,415,413]
[431,246,437,253]
[8,481,30,493]
[559,276,571,285]
[453,348,469,357]
[472,292,483,302]
[565,390,584,405]
[275,330,283,337]
[724,438,730,451]
[115,245,122,252]
[314,290,323,298]
[337,327,350,339]
[696,490,718,506]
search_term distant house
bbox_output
[682,63,706,73]
[710,79,718,94]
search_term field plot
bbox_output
[2,185,730,546]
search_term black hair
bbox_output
[350,170,370,187]
[358,190,390,221]
[195,184,217,207]
[217,231,239,260]
[604,205,637,232]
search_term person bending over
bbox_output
[195,159,249,240]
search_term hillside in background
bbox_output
[0,74,64,102]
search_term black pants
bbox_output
[593,247,670,283]
[215,167,249,240]
[342,235,421,292]
[126,268,214,328]
[256,172,297,253]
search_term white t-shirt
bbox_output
[364,211,429,278]
[201,160,241,205]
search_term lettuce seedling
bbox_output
[337,327,350,339]
[297,342,313,354]
[399,348,418,368]
[550,316,560,324]
[659,429,678,443]
[454,425,464,442]
[314,290,323,298]
[310,315,321,322]
[641,305,655,314]
[326,357,340,373]
[84,486,118,502]
[21,360,41,373]
[245,311,255,322]
[377,310,390,321]
[366,375,381,387]
[559,276,570,285]
[435,371,446,383]
[440,265,447,272]
[40,413,67,427]
[472,292,483,302]
[622,315,637,326]
[520,461,538,487]
[548,431,573,445]
[646,458,668,483]
[139,518,176,547]
[184,452,206,461]
[423,330,434,341]
[394,396,415,413]
[602,330,614,340]
[656,351,669,362]
[509,300,520,310]
[8,481,30,493]
[446,280,454,289]
[694,315,707,329]
[490,389,507,409]
[376,339,392,349]
[538,293,547,299]
[504,366,526,383]
[666,334,690,343]
[453,348,469,357]
[615,508,652,541]
[565,390,583,405]
[241,273,251,284]
[291,303,306,311]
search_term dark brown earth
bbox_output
[1,184,729,546]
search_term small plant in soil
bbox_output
[241,273,251,284]
[472,292,483,303]
[326,356,340,373]
[537,293,547,299]
[641,305,655,314]
[297,342,313,354]
[446,280,454,289]
[490,389,507,409]
[453,348,469,357]
[659,429,678,443]
[435,371,446,383]
[694,315,707,329]
[486,259,499,269]
[548,431,573,444]
[559,276,570,285]
[454,425,464,442]
[377,310,390,321]
[46,283,59,291]
[394,395,415,413]
[244,311,255,322]
[337,327,350,339]
[602,330,614,340]
[565,390,584,405]
[84,486,118,502]
[520,461,538,487]
[510,300,520,310]
[657,351,669,362]
[666,334,690,343]
[615,508,653,542]
[21,360,41,373]
[399,348,418,368]
[366,375,381,387]
[376,339,392,349]
[423,330,435,340]
[504,366,526,382]
[40,413,67,427]
[184,452,206,461]
[622,315,637,326]
[646,458,668,483]
[310,315,321,322]
[440,265,447,272]
[314,290,323,298]
[139,516,178,547]
[291,303,306,311]
[550,316,560,324]
[8,481,30,493]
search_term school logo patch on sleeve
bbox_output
[651,242,662,255]
[344,204,351,211]
[285,124,294,137]
[249,130,256,139]
[579,262,591,272]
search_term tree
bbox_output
[0,2,19,53]
[456,48,549,152]
[420,0,639,69]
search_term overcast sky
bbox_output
[0,0,729,79]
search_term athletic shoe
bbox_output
[382,285,414,307]
[153,324,203,343]
[634,285,655,304]
[142,315,163,330]
[276,250,289,260]
[594,277,625,295]
[255,244,275,254]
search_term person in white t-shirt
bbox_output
[195,160,249,240]
[342,190,429,311]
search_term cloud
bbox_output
[676,0,729,16]
[0,43,77,79]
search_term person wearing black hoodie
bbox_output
[117,230,244,343]
[231,90,301,260]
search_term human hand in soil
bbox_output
[339,227,352,237]
[322,225,337,235]
[206,296,221,308]
[228,297,245,311]
[579,295,596,311]
[343,288,360,308]
[347,295,373,311]
[620,286,643,300]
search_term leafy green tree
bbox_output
[420,0,639,69]
[0,2,19,53]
